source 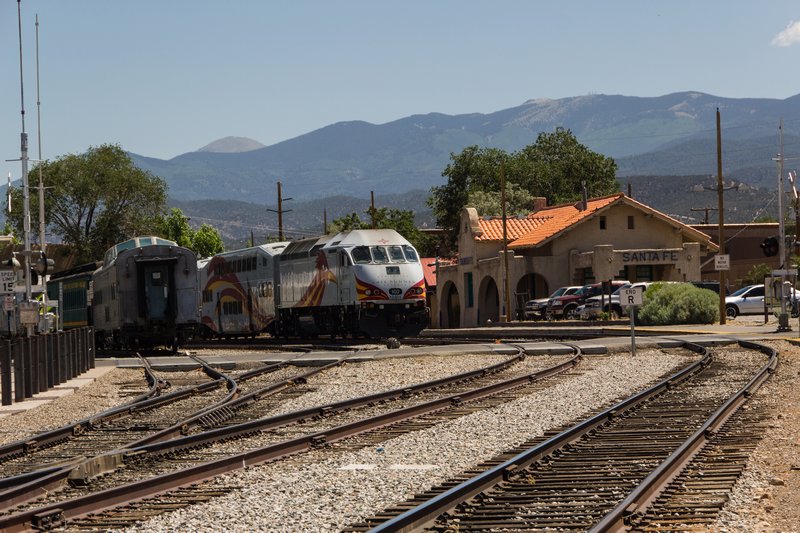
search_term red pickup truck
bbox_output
[546,281,629,320]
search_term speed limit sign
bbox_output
[0,271,15,294]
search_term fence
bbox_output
[0,328,95,406]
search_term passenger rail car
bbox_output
[91,237,199,350]
[275,229,428,338]
[198,242,288,339]
[46,261,100,330]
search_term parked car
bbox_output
[525,286,581,319]
[578,281,653,320]
[547,280,629,320]
[726,282,800,318]
[690,280,724,294]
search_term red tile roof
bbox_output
[474,193,717,251]
[509,194,623,248]
[475,214,552,242]
[420,257,438,288]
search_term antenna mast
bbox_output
[15,0,33,336]
[35,13,46,255]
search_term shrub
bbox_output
[637,283,719,325]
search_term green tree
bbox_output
[192,224,225,258]
[155,208,225,258]
[329,207,435,256]
[428,128,619,246]
[744,263,772,286]
[158,208,193,248]
[8,144,167,263]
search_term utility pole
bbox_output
[370,191,376,229]
[690,206,718,224]
[266,181,291,241]
[774,121,789,330]
[716,108,726,325]
[501,163,511,322]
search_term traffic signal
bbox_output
[35,252,53,276]
[2,255,20,271]
[761,237,779,257]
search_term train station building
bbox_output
[433,193,719,328]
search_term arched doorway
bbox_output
[515,273,549,320]
[443,281,460,329]
[478,276,500,324]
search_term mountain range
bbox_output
[131,91,800,211]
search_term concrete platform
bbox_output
[0,364,116,419]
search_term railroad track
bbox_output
[0,343,585,531]
[350,340,776,532]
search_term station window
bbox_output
[464,272,474,308]
[582,268,595,284]
[628,215,635,229]
[599,216,606,230]
[636,265,653,281]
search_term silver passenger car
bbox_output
[92,236,199,351]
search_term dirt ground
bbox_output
[715,339,800,532]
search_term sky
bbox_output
[2,1,800,184]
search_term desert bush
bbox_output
[638,283,719,325]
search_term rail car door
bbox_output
[144,265,170,320]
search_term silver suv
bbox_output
[578,281,653,320]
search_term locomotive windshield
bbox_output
[349,245,419,264]
[372,246,389,264]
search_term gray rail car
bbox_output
[92,236,199,351]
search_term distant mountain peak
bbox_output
[196,136,266,153]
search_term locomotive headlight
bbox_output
[365,289,372,296]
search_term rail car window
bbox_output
[222,300,243,315]
[388,246,405,262]
[202,289,213,303]
[402,246,419,262]
[259,281,273,298]
[372,247,389,264]
[352,246,371,264]
[94,289,103,304]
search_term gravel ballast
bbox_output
[126,350,695,532]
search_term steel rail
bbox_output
[0,344,528,513]
[0,345,582,532]
[589,339,778,532]
[131,345,531,455]
[366,341,710,533]
[128,355,354,446]
[0,354,170,464]
[0,355,275,505]
[0,354,290,470]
